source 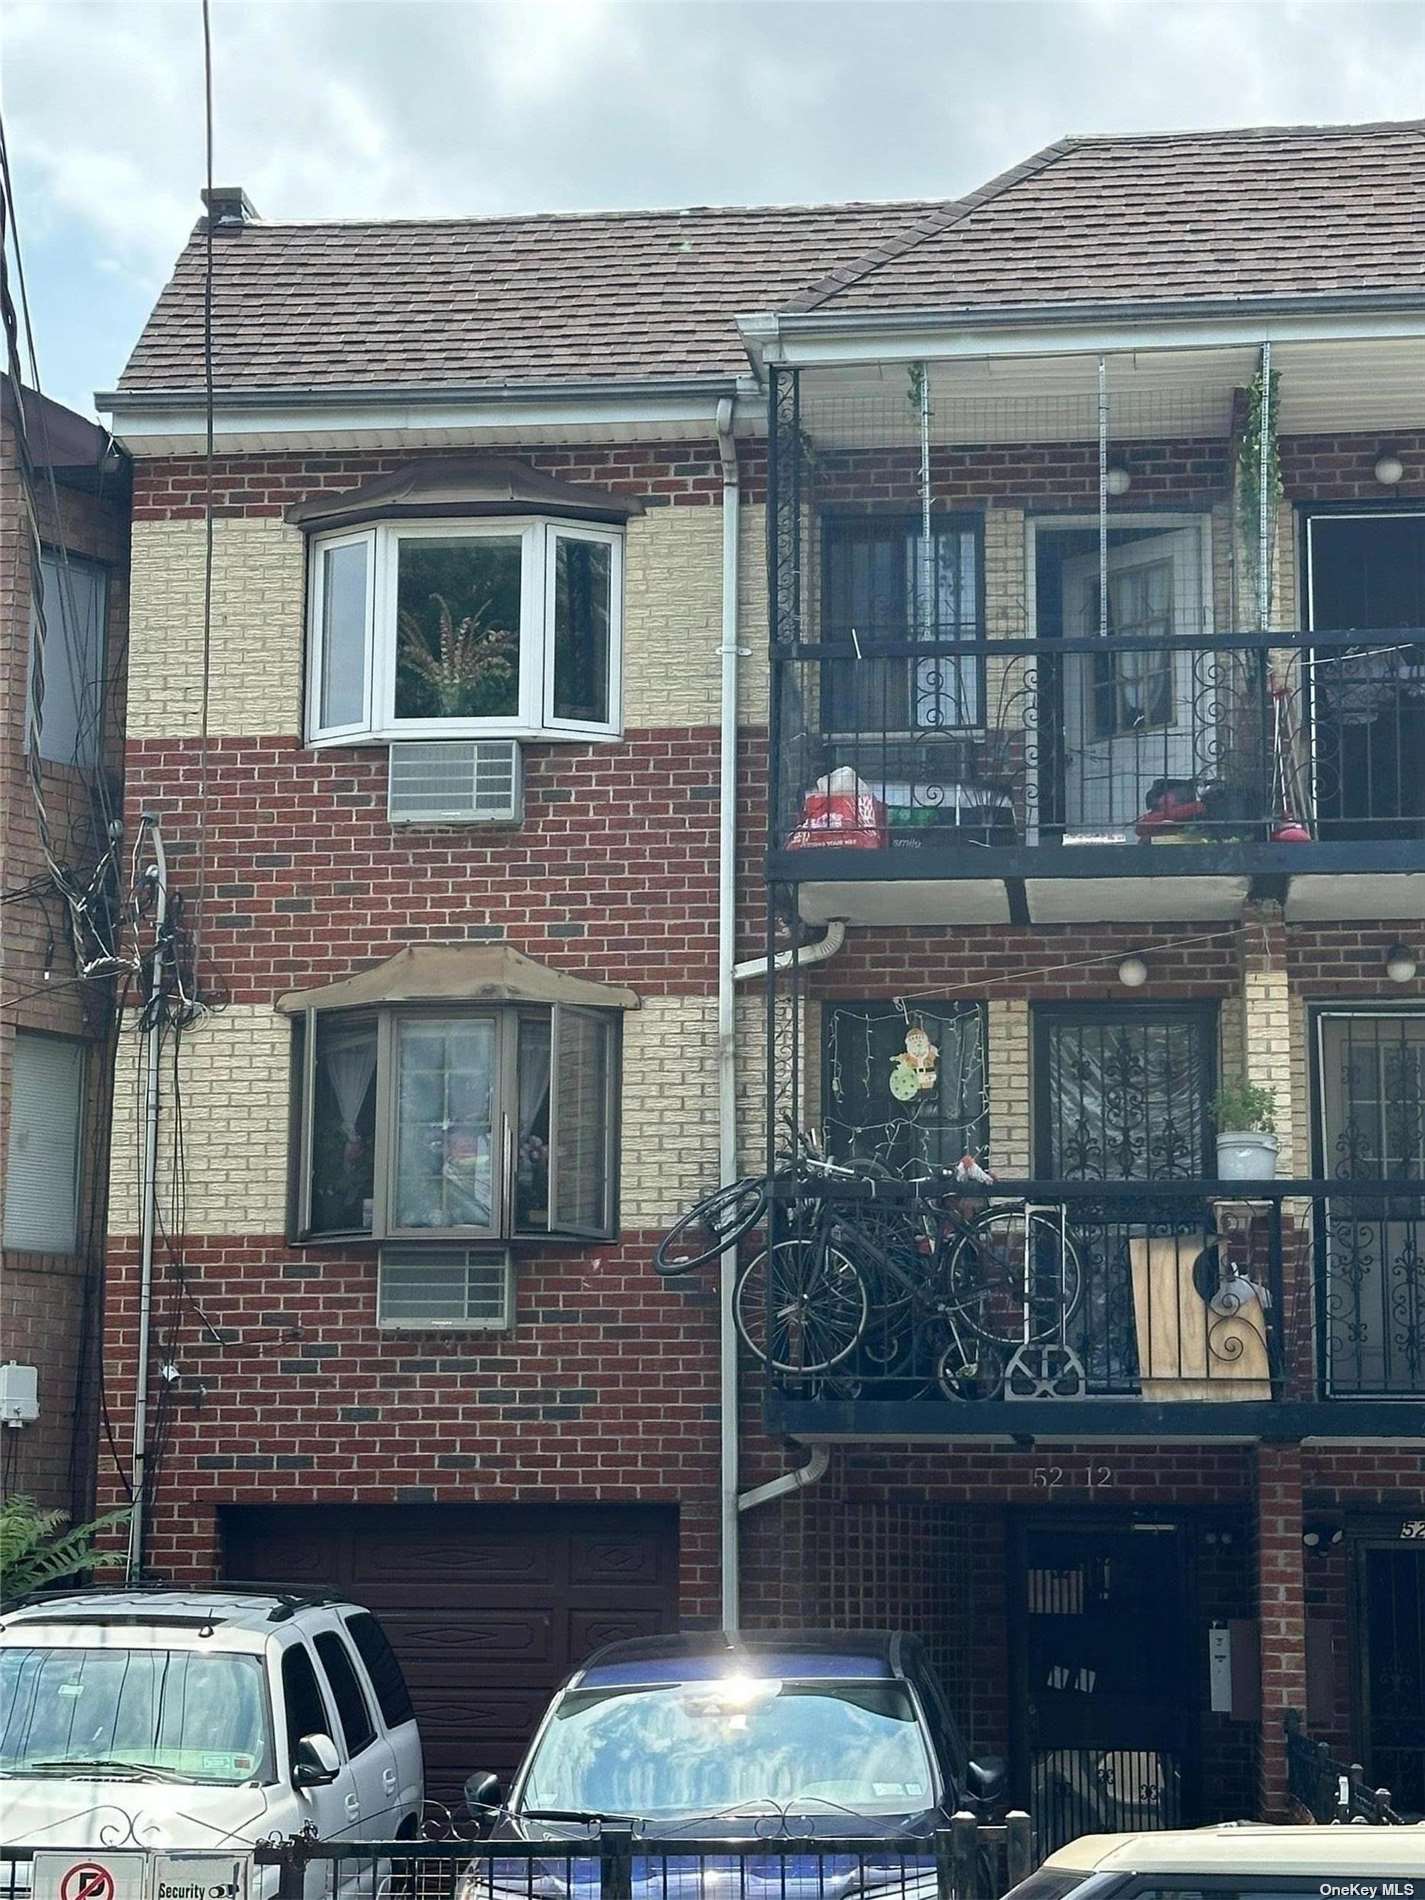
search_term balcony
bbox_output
[768,626,1425,925]
[758,1178,1425,1439]
[761,341,1425,926]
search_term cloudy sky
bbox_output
[3,0,1425,417]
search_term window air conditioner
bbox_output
[376,1244,514,1329]
[387,739,523,825]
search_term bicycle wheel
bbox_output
[654,1177,768,1277]
[735,1239,869,1373]
[946,1206,1083,1346]
[934,1328,1006,1402]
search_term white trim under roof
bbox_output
[738,295,1425,372]
[98,378,762,457]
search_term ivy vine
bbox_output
[1236,364,1282,627]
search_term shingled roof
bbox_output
[115,200,946,395]
[114,119,1425,399]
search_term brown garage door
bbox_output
[222,1503,679,1800]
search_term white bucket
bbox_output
[1216,1131,1279,1181]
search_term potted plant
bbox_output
[1212,1080,1279,1180]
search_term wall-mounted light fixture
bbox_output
[1303,1519,1345,1551]
[1105,465,1132,497]
[1374,452,1405,487]
[1117,954,1149,988]
[1386,943,1418,983]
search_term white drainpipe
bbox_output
[715,397,744,1630]
[714,396,843,1620]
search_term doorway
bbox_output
[1011,1517,1197,1850]
[1031,516,1214,838]
[1356,1538,1425,1817]
[1305,509,1425,838]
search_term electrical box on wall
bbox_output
[0,1362,39,1426]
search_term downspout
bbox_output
[715,397,744,1629]
[737,1444,830,1516]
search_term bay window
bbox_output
[294,457,636,746]
[283,943,633,1245]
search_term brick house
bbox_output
[1,377,129,1517]
[98,125,1424,1829]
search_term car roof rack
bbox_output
[12,1578,346,1623]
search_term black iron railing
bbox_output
[255,1821,1039,1900]
[772,628,1425,866]
[755,1178,1425,1405]
[1285,1709,1404,1824]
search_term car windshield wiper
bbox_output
[21,1757,189,1783]
[514,1809,644,1828]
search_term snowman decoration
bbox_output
[889,1025,938,1101]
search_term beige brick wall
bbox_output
[109,1006,293,1235]
[109,995,727,1239]
[986,998,1031,1174]
[127,518,305,739]
[1242,963,1300,1174]
[129,505,752,741]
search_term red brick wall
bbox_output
[101,1230,723,1617]
[1,401,129,1514]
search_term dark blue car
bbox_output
[458,1630,1006,1900]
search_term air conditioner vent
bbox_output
[387,740,523,824]
[377,1244,513,1330]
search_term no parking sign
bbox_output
[30,1855,249,1900]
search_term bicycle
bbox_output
[656,1144,1085,1396]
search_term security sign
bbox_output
[151,1853,251,1900]
[32,1855,146,1900]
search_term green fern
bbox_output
[0,1494,132,1606]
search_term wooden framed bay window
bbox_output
[281,944,634,1244]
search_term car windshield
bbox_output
[0,1645,274,1785]
[519,1675,936,1818]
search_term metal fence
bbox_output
[249,1823,1037,1900]
[1284,1710,1404,1824]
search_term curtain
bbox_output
[320,1029,377,1138]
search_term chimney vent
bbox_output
[201,186,258,231]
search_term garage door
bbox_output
[222,1503,679,1801]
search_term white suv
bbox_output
[0,1586,423,1871]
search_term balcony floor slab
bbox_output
[1285,871,1425,921]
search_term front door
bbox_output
[1357,1540,1425,1818]
[1013,1518,1195,1851]
[1061,526,1209,832]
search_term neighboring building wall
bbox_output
[0,386,129,1515]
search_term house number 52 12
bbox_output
[1032,1465,1116,1490]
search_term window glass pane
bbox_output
[824,1002,988,1177]
[310,1017,378,1236]
[313,1632,374,1755]
[394,1016,496,1230]
[344,1613,414,1727]
[553,537,612,723]
[1039,1008,1213,1180]
[281,1645,331,1756]
[27,552,107,768]
[550,1009,612,1234]
[319,540,368,729]
[395,536,521,720]
[4,1032,84,1252]
[515,1017,552,1230]
[0,1646,273,1785]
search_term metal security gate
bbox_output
[1314,1009,1425,1396]
[1012,1519,1194,1851]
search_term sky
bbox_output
[3,0,1425,418]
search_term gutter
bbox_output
[95,373,754,413]
[714,397,744,1630]
[737,1445,831,1515]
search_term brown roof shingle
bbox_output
[115,200,945,394]
[794,121,1425,313]
[114,119,1425,398]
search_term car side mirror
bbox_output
[464,1771,502,1815]
[293,1732,341,1788]
[966,1755,1007,1808]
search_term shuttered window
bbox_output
[4,1033,85,1252]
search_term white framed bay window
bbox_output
[294,458,636,747]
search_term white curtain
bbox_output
[518,1028,551,1141]
[321,1030,377,1137]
